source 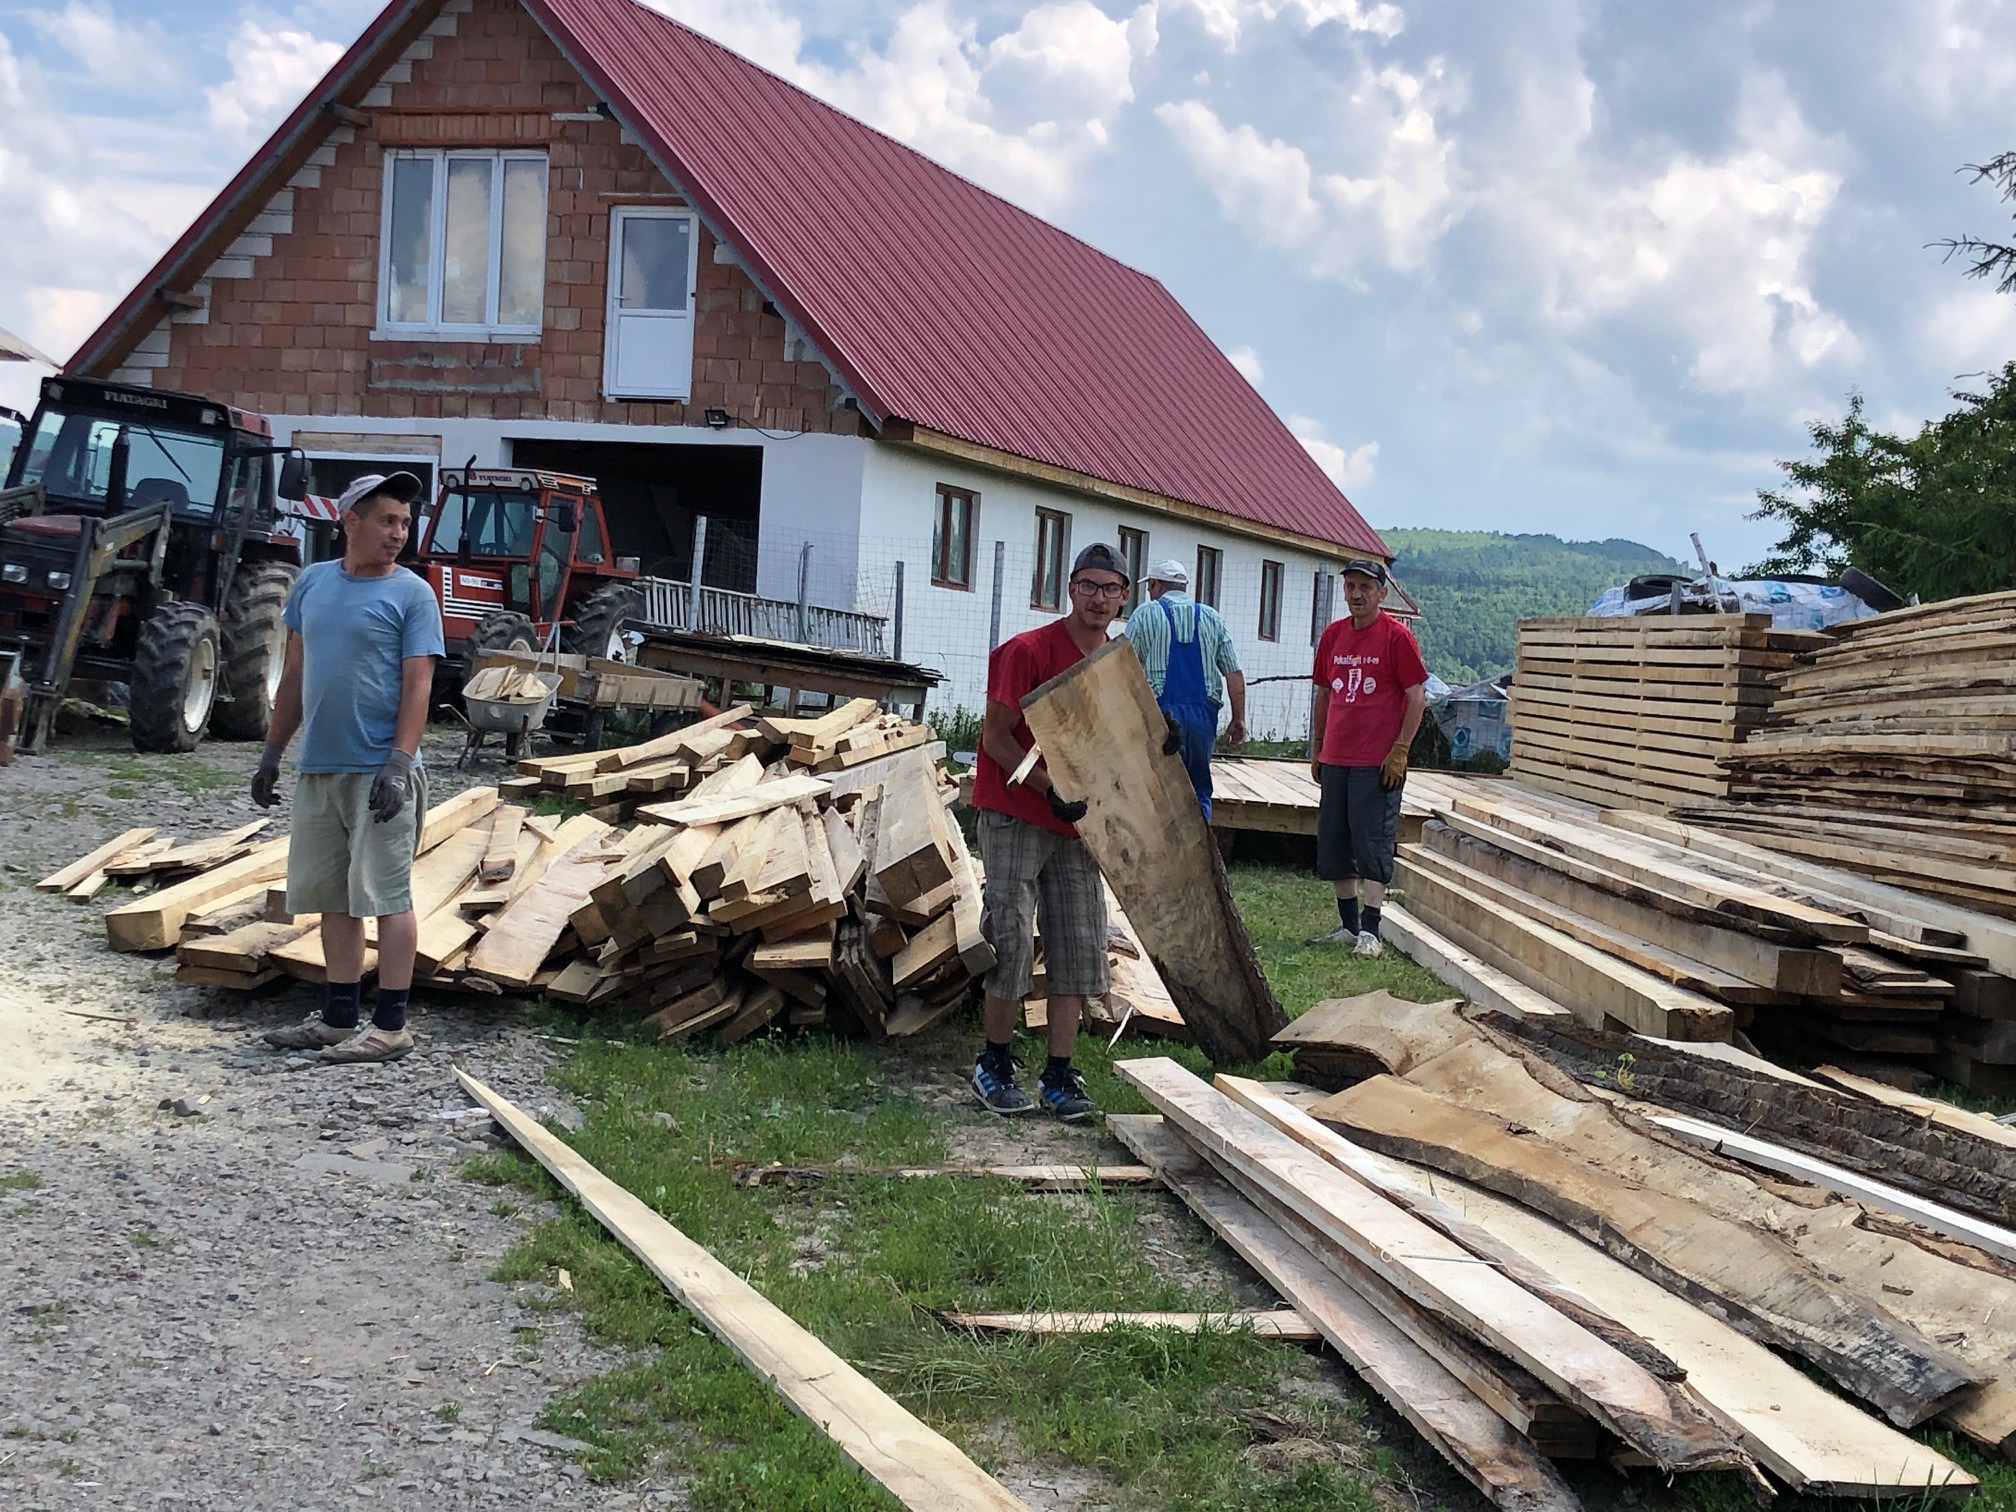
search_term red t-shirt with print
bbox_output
[1313,611,1429,767]
[973,619,1091,836]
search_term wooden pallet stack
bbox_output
[1687,589,2016,918]
[1111,1005,1999,1501]
[1508,614,1824,811]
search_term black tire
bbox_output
[213,561,298,740]
[1840,567,1907,614]
[468,610,539,662]
[130,600,222,753]
[562,581,643,663]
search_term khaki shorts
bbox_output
[977,808,1110,1001]
[286,765,430,918]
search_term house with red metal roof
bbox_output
[68,0,1392,731]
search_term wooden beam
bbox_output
[1108,1115,1582,1511]
[40,826,159,891]
[1116,1059,1752,1473]
[945,1310,1319,1341]
[455,1071,1030,1511]
[1377,906,1575,1023]
[636,775,830,828]
[870,752,955,905]
[1020,640,1285,1063]
[466,819,613,988]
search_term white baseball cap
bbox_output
[1145,558,1189,587]
[337,470,426,513]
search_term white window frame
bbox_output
[375,149,547,339]
[602,206,701,401]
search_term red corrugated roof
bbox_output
[525,0,1387,557]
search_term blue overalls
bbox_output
[1156,597,1219,820]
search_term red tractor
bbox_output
[414,466,643,669]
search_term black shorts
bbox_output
[1316,764,1404,884]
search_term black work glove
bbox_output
[250,742,285,809]
[1160,711,1183,757]
[1045,787,1089,825]
[369,749,416,824]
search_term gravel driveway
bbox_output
[0,729,680,1510]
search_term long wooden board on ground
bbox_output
[1116,1058,1752,1475]
[1377,906,1575,1024]
[457,1071,1029,1512]
[1021,640,1285,1064]
[1108,1114,1583,1512]
[945,1309,1320,1340]
[39,827,158,891]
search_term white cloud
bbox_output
[1288,413,1377,491]
[29,1,177,86]
[1922,286,2016,369]
[1225,344,1264,384]
[1164,0,1402,49]
[646,0,1154,213]
[1157,64,1456,274]
[204,22,343,144]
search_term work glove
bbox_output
[369,749,416,824]
[1160,711,1183,756]
[1380,740,1410,791]
[250,742,285,808]
[1045,786,1089,825]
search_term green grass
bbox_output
[1227,864,1452,1021]
[0,1170,41,1193]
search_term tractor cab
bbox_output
[0,376,305,754]
[416,467,641,667]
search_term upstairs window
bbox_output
[1032,508,1071,610]
[380,150,547,336]
[1194,545,1222,608]
[933,485,976,589]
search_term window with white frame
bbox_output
[380,150,547,336]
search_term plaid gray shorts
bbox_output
[976,808,1110,1001]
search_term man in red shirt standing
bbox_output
[968,543,1131,1120]
[1307,559,1429,956]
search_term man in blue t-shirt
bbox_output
[252,471,444,1063]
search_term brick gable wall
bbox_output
[132,0,857,435]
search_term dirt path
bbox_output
[0,733,676,1510]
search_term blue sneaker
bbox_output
[972,1053,1032,1116]
[1037,1065,1096,1122]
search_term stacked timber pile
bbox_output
[1507,614,1823,811]
[62,702,1142,1047]
[1380,776,2016,1091]
[1161,994,2016,1496]
[1690,589,2016,917]
[502,699,937,821]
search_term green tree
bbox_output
[1932,152,2016,292]
[1747,365,2016,599]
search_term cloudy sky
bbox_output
[0,0,2011,565]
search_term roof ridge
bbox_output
[598,0,1168,291]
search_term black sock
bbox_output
[1361,905,1383,937]
[372,987,410,1033]
[1336,896,1360,934]
[1044,1054,1072,1081]
[982,1038,1014,1071]
[323,980,361,1030]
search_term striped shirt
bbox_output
[1124,591,1241,703]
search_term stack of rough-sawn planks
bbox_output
[1688,589,2016,919]
[1508,614,1826,812]
[61,701,1169,1046]
[1132,992,2009,1503]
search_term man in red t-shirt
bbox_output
[1307,558,1429,957]
[968,543,1130,1121]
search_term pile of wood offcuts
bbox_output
[60,700,1142,1046]
[1134,992,2016,1505]
[1689,589,2016,918]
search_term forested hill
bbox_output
[1380,528,1689,684]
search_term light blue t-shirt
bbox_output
[283,562,445,773]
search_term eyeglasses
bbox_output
[1071,578,1129,599]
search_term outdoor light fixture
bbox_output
[704,408,731,429]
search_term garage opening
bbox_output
[508,438,762,593]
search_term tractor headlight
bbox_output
[1,564,26,584]
[47,571,71,590]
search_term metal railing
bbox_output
[635,575,888,657]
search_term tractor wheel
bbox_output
[213,561,298,740]
[130,601,222,753]
[468,610,539,663]
[563,582,643,663]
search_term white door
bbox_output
[603,208,697,400]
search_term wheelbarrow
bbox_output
[448,665,563,766]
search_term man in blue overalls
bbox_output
[1125,558,1246,819]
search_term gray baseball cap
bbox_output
[1071,542,1131,584]
[1341,558,1389,583]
